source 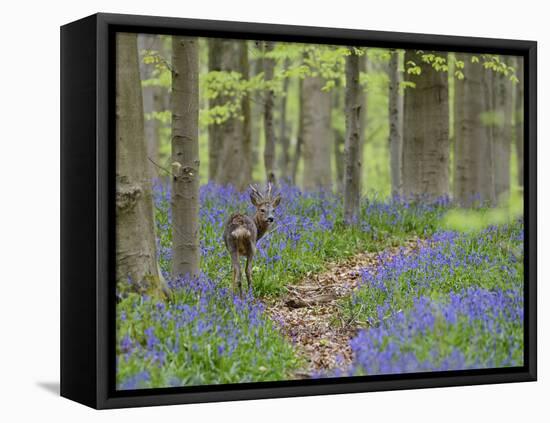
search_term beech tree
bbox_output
[484,69,497,205]
[207,38,223,180]
[291,78,304,185]
[278,58,292,183]
[493,56,514,201]
[115,32,166,297]
[137,34,161,177]
[515,58,524,188]
[333,79,345,192]
[343,49,363,225]
[214,40,252,190]
[402,51,450,199]
[263,41,277,184]
[453,53,495,206]
[171,36,200,279]
[388,49,403,197]
[239,42,253,187]
[301,75,332,191]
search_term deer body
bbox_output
[223,184,281,296]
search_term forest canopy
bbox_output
[134,35,523,200]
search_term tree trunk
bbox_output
[344,50,362,225]
[214,40,251,190]
[263,41,277,184]
[302,76,332,191]
[240,42,253,187]
[334,129,345,193]
[279,58,291,184]
[453,53,495,206]
[137,34,161,178]
[515,58,524,188]
[359,53,367,169]
[484,69,497,205]
[250,47,263,170]
[116,33,166,297]
[388,49,403,197]
[291,78,304,185]
[333,80,345,193]
[208,38,223,181]
[403,50,450,199]
[493,57,513,202]
[171,36,200,279]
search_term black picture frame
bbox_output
[60,12,537,409]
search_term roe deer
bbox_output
[223,183,281,297]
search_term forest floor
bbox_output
[264,238,423,378]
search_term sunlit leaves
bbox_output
[406,60,421,75]
[145,110,171,124]
[421,53,449,72]
[480,54,520,83]
[399,80,416,93]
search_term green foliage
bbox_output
[154,190,446,297]
[399,80,416,91]
[140,52,172,89]
[406,60,422,75]
[117,289,300,388]
[138,39,523,200]
[403,51,519,84]
[420,53,449,72]
[481,54,519,82]
[144,110,171,124]
[344,220,524,367]
[441,189,524,233]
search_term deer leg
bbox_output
[245,243,255,294]
[245,256,253,293]
[230,250,242,297]
[236,262,243,298]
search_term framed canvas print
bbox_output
[60,13,537,409]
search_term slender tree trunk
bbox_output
[334,129,345,193]
[153,81,167,179]
[403,50,450,199]
[263,41,277,184]
[214,40,251,190]
[291,78,304,185]
[515,58,524,188]
[359,52,367,168]
[483,69,497,205]
[302,76,332,191]
[116,33,165,297]
[137,34,161,178]
[493,57,513,202]
[279,58,291,184]
[157,36,171,187]
[171,36,200,279]
[208,38,223,181]
[454,53,495,206]
[240,41,253,187]
[388,49,403,197]
[331,78,345,192]
[250,47,262,170]
[344,50,362,225]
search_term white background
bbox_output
[0,0,546,421]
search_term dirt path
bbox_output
[264,238,422,378]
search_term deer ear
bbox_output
[272,194,281,207]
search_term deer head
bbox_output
[249,183,281,226]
